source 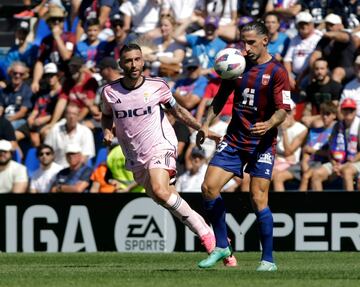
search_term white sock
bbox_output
[164,193,210,237]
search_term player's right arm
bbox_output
[196,80,234,147]
[100,91,114,146]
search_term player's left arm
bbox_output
[251,109,287,136]
[251,66,291,136]
[166,100,221,142]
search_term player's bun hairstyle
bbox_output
[241,19,269,38]
[119,43,143,57]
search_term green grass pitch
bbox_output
[0,252,359,287]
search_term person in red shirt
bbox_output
[42,56,98,131]
[196,75,234,123]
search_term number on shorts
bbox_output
[216,141,228,153]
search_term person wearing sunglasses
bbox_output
[0,61,32,130]
[29,144,62,193]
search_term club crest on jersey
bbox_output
[144,92,151,103]
[262,74,270,85]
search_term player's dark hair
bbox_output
[241,20,269,38]
[119,43,142,57]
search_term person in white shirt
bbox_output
[283,11,322,91]
[120,0,162,41]
[45,103,95,167]
[0,140,28,193]
[30,144,63,193]
[339,55,360,118]
[176,147,208,192]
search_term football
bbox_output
[214,48,246,80]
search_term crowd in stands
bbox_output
[1,0,360,193]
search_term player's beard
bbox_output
[124,69,141,80]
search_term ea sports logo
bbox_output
[114,198,177,252]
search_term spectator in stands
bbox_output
[309,13,357,84]
[106,144,144,193]
[273,102,337,191]
[196,75,234,123]
[0,61,32,129]
[174,15,227,77]
[75,18,107,68]
[298,102,337,191]
[120,0,162,41]
[89,161,116,193]
[298,0,328,27]
[102,14,127,61]
[97,57,121,83]
[311,98,360,191]
[44,56,98,129]
[172,57,208,114]
[143,14,185,81]
[301,58,342,128]
[31,5,76,93]
[196,0,238,27]
[238,0,268,20]
[44,103,95,168]
[272,101,308,191]
[284,11,322,92]
[264,12,290,62]
[50,143,93,193]
[0,140,28,193]
[0,21,38,77]
[0,116,16,144]
[176,147,208,193]
[29,144,63,193]
[76,0,120,41]
[339,55,360,117]
[161,0,198,25]
[16,62,61,146]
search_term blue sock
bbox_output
[255,207,274,262]
[203,196,229,248]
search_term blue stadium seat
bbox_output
[24,147,40,178]
[94,147,108,168]
[12,148,22,163]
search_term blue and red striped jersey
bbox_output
[222,57,291,152]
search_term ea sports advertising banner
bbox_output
[0,193,359,252]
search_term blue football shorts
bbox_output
[209,141,275,180]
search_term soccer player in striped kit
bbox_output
[101,43,237,263]
[197,21,292,271]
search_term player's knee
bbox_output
[151,185,170,204]
[201,181,219,199]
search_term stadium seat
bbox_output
[24,147,40,178]
[12,148,22,163]
[93,147,108,168]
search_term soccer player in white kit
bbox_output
[101,43,229,259]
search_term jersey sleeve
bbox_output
[273,67,292,111]
[159,81,176,109]
[100,85,114,116]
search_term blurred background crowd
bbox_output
[0,0,360,193]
